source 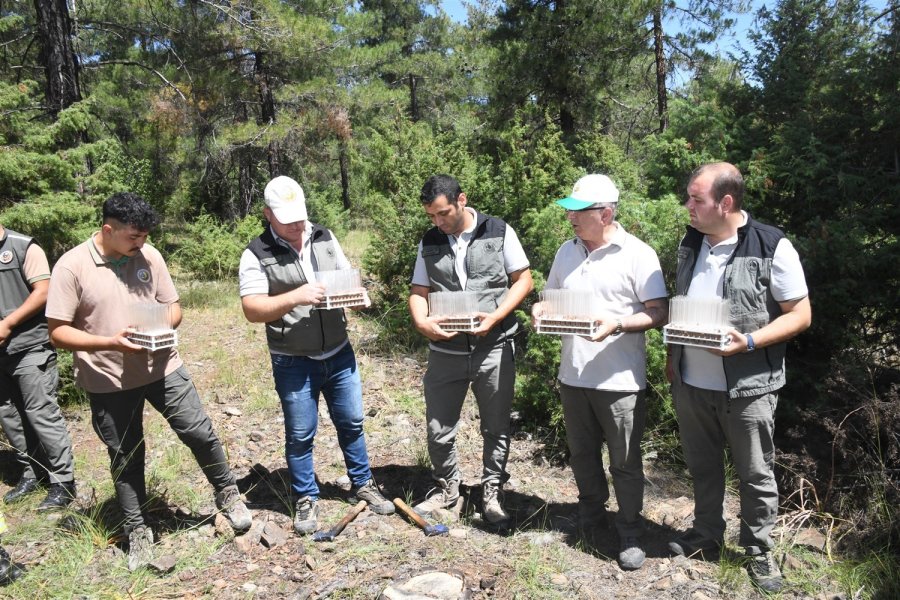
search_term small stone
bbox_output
[305,555,317,570]
[261,522,290,548]
[655,576,673,590]
[272,566,285,576]
[381,572,463,599]
[449,528,467,539]
[794,527,828,552]
[367,407,378,417]
[214,513,231,537]
[224,406,242,416]
[480,577,496,590]
[550,573,568,586]
[234,520,266,553]
[336,475,351,487]
[246,562,260,572]
[672,572,690,585]
[148,555,177,573]
[249,430,264,442]
[213,579,228,589]
[242,583,257,593]
[178,568,197,581]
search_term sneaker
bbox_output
[413,478,459,518]
[0,545,25,586]
[746,549,784,594]
[482,481,509,525]
[668,528,722,559]
[293,496,319,535]
[3,477,41,504]
[351,478,395,515]
[618,536,646,570]
[215,485,252,532]
[127,525,155,572]
[36,482,76,511]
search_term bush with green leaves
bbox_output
[0,195,98,262]
[170,212,263,280]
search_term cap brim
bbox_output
[556,197,595,211]
[270,205,307,224]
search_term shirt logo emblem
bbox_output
[0,251,12,264]
[137,269,151,283]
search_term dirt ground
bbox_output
[0,301,819,599]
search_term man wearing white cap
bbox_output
[531,174,667,570]
[239,176,394,535]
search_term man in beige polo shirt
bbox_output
[45,192,252,571]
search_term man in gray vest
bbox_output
[0,224,76,511]
[408,174,533,526]
[240,176,394,535]
[667,163,811,593]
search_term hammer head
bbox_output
[423,523,449,537]
[312,530,335,542]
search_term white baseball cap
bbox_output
[556,174,619,210]
[264,176,308,224]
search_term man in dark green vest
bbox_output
[0,224,76,511]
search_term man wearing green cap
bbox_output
[532,174,667,570]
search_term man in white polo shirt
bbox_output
[532,174,667,570]
[666,162,811,593]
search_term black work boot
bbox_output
[36,482,76,511]
[3,477,41,504]
[0,545,25,586]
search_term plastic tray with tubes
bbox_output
[535,316,601,337]
[663,323,732,350]
[320,289,370,310]
[437,315,482,333]
[127,329,178,351]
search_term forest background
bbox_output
[0,0,898,594]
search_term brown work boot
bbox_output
[482,480,509,525]
[215,485,252,532]
[351,478,395,515]
[413,478,459,518]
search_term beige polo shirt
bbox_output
[46,235,183,393]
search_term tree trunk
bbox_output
[256,51,276,125]
[33,0,81,114]
[408,73,419,122]
[653,4,669,133]
[339,139,351,211]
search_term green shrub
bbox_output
[0,195,97,262]
[170,212,263,280]
[56,350,87,406]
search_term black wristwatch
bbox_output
[745,333,756,353]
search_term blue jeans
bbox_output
[271,344,372,499]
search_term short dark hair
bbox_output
[689,163,744,210]
[102,192,160,231]
[420,174,462,206]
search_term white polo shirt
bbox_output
[410,208,530,289]
[546,223,667,391]
[682,212,809,391]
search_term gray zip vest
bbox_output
[0,229,49,356]
[247,225,348,356]
[421,212,518,353]
[671,215,789,398]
